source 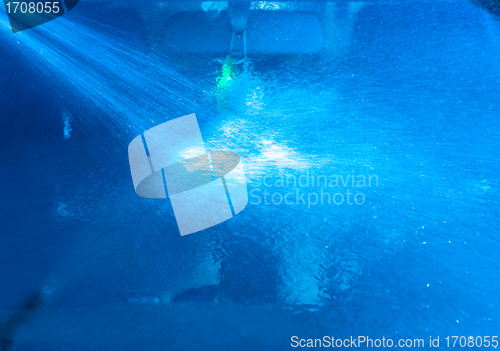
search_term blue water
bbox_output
[1,2,499,350]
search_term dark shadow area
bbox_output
[0,290,45,351]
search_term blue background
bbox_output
[0,1,499,349]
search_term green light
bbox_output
[216,56,238,91]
